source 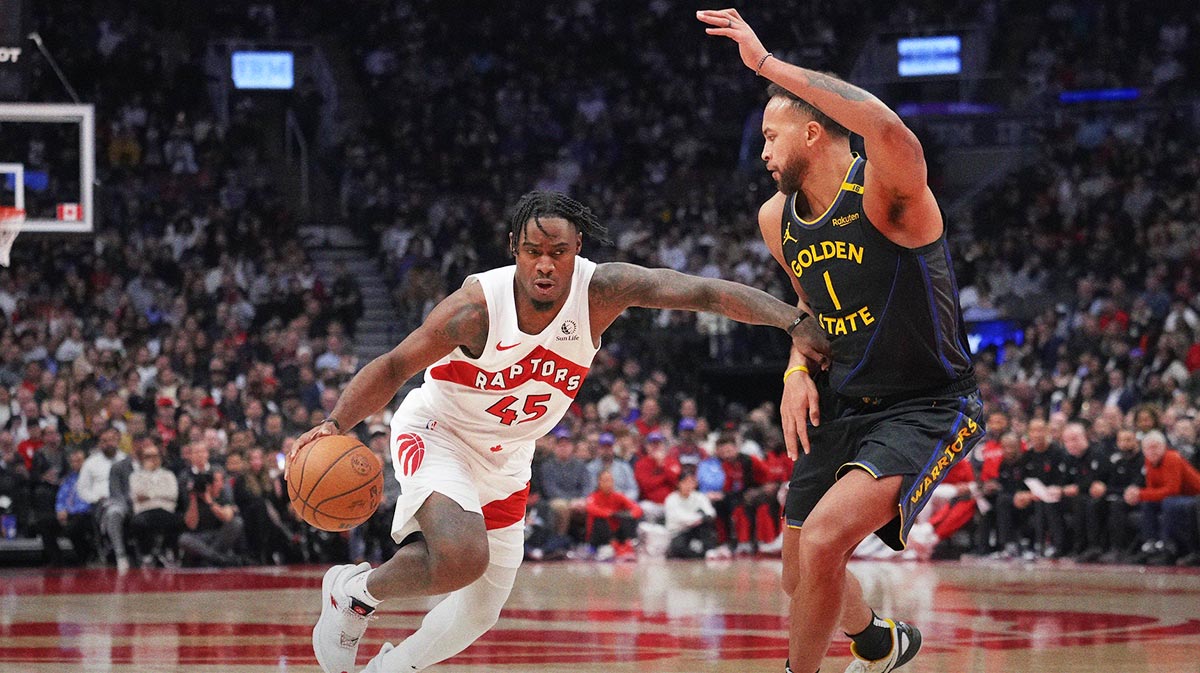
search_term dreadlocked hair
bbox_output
[767,82,851,138]
[508,191,612,255]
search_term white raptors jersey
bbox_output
[410,257,600,456]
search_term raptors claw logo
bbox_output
[395,433,426,476]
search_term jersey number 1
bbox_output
[823,270,843,310]
[486,394,552,426]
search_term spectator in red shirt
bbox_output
[973,411,1010,483]
[755,436,793,485]
[16,422,43,472]
[586,471,642,561]
[9,396,43,454]
[154,398,178,447]
[750,433,792,554]
[1097,299,1129,332]
[916,459,978,559]
[634,432,678,523]
[1125,430,1200,565]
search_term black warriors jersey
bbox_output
[781,155,973,398]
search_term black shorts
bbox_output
[784,379,985,551]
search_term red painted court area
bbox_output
[2,560,1198,672]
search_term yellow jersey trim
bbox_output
[840,460,882,479]
[791,156,863,225]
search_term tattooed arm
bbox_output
[287,280,488,461]
[588,262,830,365]
[700,8,941,245]
[760,64,932,206]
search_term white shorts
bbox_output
[389,401,530,568]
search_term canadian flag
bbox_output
[57,203,82,221]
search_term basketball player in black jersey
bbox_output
[700,9,986,673]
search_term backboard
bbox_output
[0,103,94,233]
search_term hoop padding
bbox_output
[0,207,24,268]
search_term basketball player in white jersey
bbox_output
[290,191,830,673]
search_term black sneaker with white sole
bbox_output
[843,620,921,673]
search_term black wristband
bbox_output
[785,313,809,337]
[321,417,342,431]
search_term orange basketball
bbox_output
[287,434,384,532]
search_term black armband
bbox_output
[785,313,809,337]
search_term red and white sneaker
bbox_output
[313,562,375,673]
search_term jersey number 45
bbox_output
[486,394,552,426]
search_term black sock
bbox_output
[782,658,815,673]
[846,610,893,660]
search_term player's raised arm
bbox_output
[698,9,934,225]
[288,280,489,459]
[588,261,830,367]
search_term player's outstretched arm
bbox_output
[288,280,489,460]
[698,9,930,203]
[588,262,830,366]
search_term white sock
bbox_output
[344,568,383,608]
[375,563,517,671]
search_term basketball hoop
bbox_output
[0,207,23,267]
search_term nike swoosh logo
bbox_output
[496,342,521,351]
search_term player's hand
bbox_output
[284,420,340,481]
[790,318,832,370]
[781,367,820,459]
[696,8,770,73]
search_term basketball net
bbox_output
[0,207,22,267]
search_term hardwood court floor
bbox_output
[1,557,1198,672]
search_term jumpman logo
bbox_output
[783,222,799,245]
